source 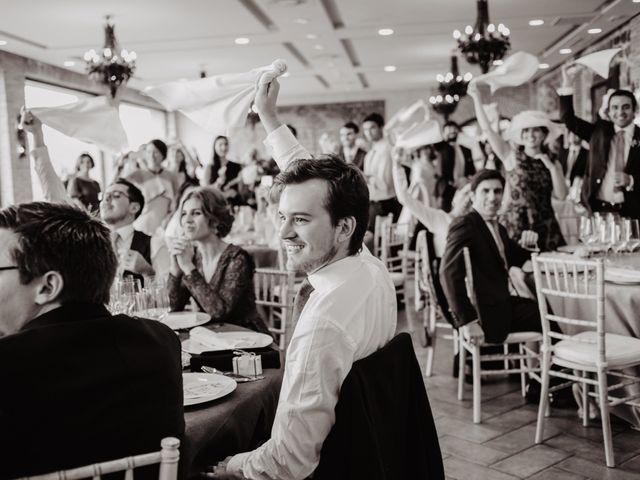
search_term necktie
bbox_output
[612,130,626,173]
[487,220,508,269]
[112,232,123,254]
[291,278,314,326]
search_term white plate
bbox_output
[604,271,640,285]
[161,312,210,330]
[183,372,236,406]
[182,331,274,354]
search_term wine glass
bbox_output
[579,216,594,245]
[626,219,640,252]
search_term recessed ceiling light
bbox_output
[294,18,309,24]
[529,19,544,26]
[235,37,250,45]
[384,65,396,72]
[539,63,550,69]
[588,28,602,34]
[0,40,7,46]
[559,48,572,55]
[63,60,75,67]
[314,44,324,50]
[493,59,504,66]
[306,33,317,40]
[378,28,394,36]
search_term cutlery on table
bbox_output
[200,366,264,382]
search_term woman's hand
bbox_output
[534,153,554,170]
[467,81,482,101]
[391,146,405,166]
[167,237,196,274]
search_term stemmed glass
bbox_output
[579,216,594,245]
[625,219,640,252]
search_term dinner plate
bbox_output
[160,312,210,330]
[181,331,274,354]
[183,372,237,406]
[604,270,640,285]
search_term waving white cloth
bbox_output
[30,96,128,152]
[145,59,288,134]
[385,99,429,135]
[395,118,443,150]
[471,51,539,93]
[575,48,621,79]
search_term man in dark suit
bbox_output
[338,121,367,170]
[439,169,541,344]
[0,202,184,478]
[435,121,476,212]
[558,132,588,186]
[559,66,640,219]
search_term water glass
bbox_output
[579,216,594,244]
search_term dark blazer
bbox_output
[436,142,476,184]
[558,146,588,184]
[559,94,640,219]
[0,302,185,479]
[315,333,444,480]
[338,146,367,170]
[439,210,531,344]
[123,229,152,286]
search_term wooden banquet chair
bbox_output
[458,247,542,424]
[532,254,640,467]
[254,267,296,350]
[16,437,180,480]
[414,229,456,377]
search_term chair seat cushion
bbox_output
[554,331,640,368]
[462,322,541,344]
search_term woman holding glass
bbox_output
[167,186,270,334]
[469,82,567,251]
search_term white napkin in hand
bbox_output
[190,326,236,350]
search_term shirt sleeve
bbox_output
[227,318,357,480]
[263,124,311,171]
[30,147,74,205]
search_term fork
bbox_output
[200,366,264,382]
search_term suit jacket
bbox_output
[559,94,640,219]
[339,146,367,170]
[436,142,476,184]
[439,210,531,344]
[314,333,444,480]
[558,146,588,184]
[123,229,152,286]
[0,302,185,479]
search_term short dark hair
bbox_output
[363,113,384,128]
[608,89,638,111]
[272,155,369,256]
[469,169,505,192]
[443,120,460,130]
[150,139,168,159]
[0,202,117,305]
[342,121,359,134]
[75,153,95,171]
[113,178,145,219]
[181,187,235,238]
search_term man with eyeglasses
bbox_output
[20,110,169,283]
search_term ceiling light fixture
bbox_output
[538,63,549,69]
[314,44,324,50]
[63,60,76,67]
[587,28,602,34]
[0,40,7,46]
[378,28,394,36]
[384,65,396,72]
[306,33,317,40]
[84,16,136,98]
[235,37,250,45]
[453,0,510,73]
[529,19,544,26]
[294,18,309,24]
[559,48,572,54]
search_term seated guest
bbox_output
[559,65,640,219]
[439,169,541,344]
[20,111,170,283]
[211,78,396,479]
[338,121,367,170]
[67,152,101,212]
[0,202,184,479]
[167,187,270,334]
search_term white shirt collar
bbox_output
[308,255,361,293]
[614,122,635,139]
[113,223,135,244]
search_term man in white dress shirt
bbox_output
[213,80,397,480]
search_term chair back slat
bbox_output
[462,247,477,308]
[254,267,295,350]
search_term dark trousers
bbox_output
[367,197,402,232]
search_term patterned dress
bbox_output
[167,243,270,335]
[498,152,565,251]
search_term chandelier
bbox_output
[84,16,137,98]
[428,94,459,120]
[437,55,472,99]
[453,0,510,74]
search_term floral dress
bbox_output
[498,152,565,251]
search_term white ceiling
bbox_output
[0,0,638,102]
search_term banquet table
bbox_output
[541,253,640,427]
[225,231,279,268]
[178,322,283,478]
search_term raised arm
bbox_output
[558,64,595,141]
[467,82,514,170]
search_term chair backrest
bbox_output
[17,437,180,480]
[254,267,295,350]
[372,213,393,259]
[531,253,605,361]
[462,246,477,308]
[414,230,437,313]
[376,215,411,274]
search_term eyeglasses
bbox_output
[0,266,18,271]
[100,191,130,202]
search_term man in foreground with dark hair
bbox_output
[338,121,366,170]
[211,79,397,479]
[0,202,184,479]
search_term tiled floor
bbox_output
[397,305,640,480]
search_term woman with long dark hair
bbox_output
[67,153,101,212]
[202,136,243,204]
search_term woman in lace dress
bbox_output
[167,186,270,334]
[468,83,567,251]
